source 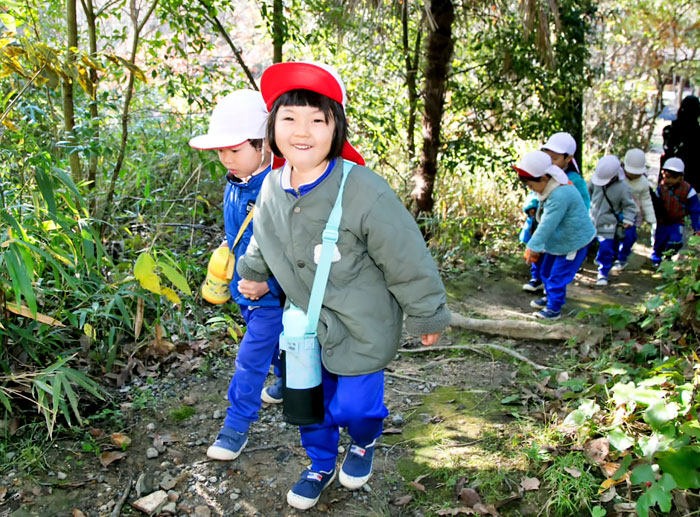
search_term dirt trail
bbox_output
[2,244,661,517]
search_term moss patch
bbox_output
[170,406,196,421]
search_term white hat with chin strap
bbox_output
[591,155,625,186]
[623,149,647,175]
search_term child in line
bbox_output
[541,132,591,209]
[520,195,544,292]
[189,90,285,461]
[515,150,595,319]
[652,157,700,266]
[588,155,637,286]
[614,149,656,270]
[237,62,450,510]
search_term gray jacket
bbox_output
[588,178,638,238]
[237,160,451,376]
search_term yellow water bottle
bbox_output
[202,247,235,304]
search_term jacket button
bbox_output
[325,349,333,356]
[297,260,305,268]
[293,207,301,214]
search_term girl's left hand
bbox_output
[421,333,441,346]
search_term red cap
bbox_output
[513,166,536,179]
[261,62,365,166]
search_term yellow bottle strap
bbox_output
[225,207,255,280]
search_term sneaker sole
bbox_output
[522,284,544,292]
[206,439,247,461]
[261,388,283,404]
[286,471,337,510]
[534,312,561,320]
[339,468,372,490]
[530,300,547,309]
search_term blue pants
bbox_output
[530,255,543,282]
[300,367,388,472]
[652,223,683,265]
[616,226,637,264]
[540,245,589,313]
[224,305,283,433]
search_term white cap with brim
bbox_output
[663,157,685,174]
[591,155,625,186]
[189,89,268,150]
[623,149,647,175]
[514,150,569,185]
[542,132,580,172]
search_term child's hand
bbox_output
[237,279,270,301]
[524,248,540,265]
[526,208,536,217]
[421,333,441,346]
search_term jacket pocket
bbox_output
[317,308,346,350]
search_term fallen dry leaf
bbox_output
[600,462,620,478]
[409,481,426,492]
[459,487,481,506]
[598,472,629,494]
[72,510,86,517]
[555,371,569,384]
[563,466,581,478]
[520,477,540,491]
[99,451,125,468]
[436,508,476,516]
[584,437,609,465]
[473,503,499,516]
[0,487,6,501]
[182,395,197,406]
[392,495,413,506]
[88,428,105,439]
[134,297,144,340]
[110,433,131,449]
[599,487,616,503]
[382,427,402,435]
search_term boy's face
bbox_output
[624,170,642,181]
[217,142,263,180]
[274,105,335,174]
[662,170,683,186]
[542,149,572,170]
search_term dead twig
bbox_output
[398,344,552,371]
[110,476,133,517]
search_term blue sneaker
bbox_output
[206,427,247,461]
[261,377,283,404]
[287,469,336,510]
[530,297,547,309]
[339,440,376,490]
[534,309,561,320]
[522,279,544,292]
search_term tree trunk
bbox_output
[101,0,159,229]
[272,0,284,63]
[402,2,424,162]
[412,0,454,217]
[62,0,82,182]
[80,0,99,212]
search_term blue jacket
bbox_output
[527,183,595,255]
[519,195,539,243]
[224,167,283,307]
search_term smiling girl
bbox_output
[236,62,450,510]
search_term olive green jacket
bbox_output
[237,160,451,376]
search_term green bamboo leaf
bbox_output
[5,243,37,315]
[52,166,85,206]
[61,368,105,400]
[134,253,156,281]
[51,372,63,420]
[61,375,82,425]
[35,167,57,220]
[0,390,12,413]
[157,261,192,295]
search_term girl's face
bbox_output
[523,176,548,193]
[274,105,336,174]
[217,142,264,180]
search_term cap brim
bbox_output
[590,175,609,186]
[261,63,344,109]
[541,144,567,155]
[513,166,536,179]
[189,134,249,150]
[341,141,365,166]
[624,165,646,175]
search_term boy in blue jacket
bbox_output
[519,195,544,292]
[515,151,595,319]
[652,157,700,266]
[189,90,285,461]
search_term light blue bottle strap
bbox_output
[305,160,354,334]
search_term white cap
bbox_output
[542,132,577,156]
[623,149,647,175]
[663,157,685,174]
[189,89,268,150]
[515,150,569,184]
[591,155,625,186]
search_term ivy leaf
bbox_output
[608,428,634,451]
[681,421,700,439]
[644,402,679,430]
[630,463,654,485]
[656,447,700,489]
